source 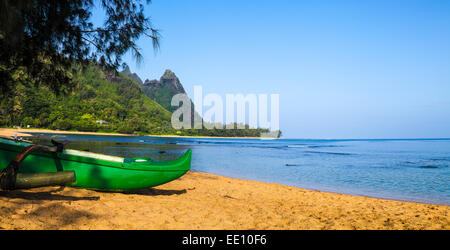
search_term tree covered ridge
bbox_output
[0,63,173,135]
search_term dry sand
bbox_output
[0,128,130,137]
[0,129,32,138]
[0,172,448,230]
[0,128,263,139]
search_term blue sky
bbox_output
[93,0,450,139]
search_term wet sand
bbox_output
[0,172,448,230]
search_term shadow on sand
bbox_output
[0,185,188,201]
[99,188,187,196]
[0,186,100,201]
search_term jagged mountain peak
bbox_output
[140,69,188,113]
[122,65,132,74]
[161,69,178,79]
[123,68,194,117]
[142,69,185,93]
[121,66,143,86]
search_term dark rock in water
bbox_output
[420,165,439,169]
[285,164,300,167]
[159,151,167,154]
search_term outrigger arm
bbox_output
[0,140,76,190]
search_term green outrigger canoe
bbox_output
[0,138,191,191]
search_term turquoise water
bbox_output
[32,134,450,205]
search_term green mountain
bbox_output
[141,69,187,113]
[0,63,174,135]
[124,68,202,126]
[122,67,280,138]
[0,63,280,137]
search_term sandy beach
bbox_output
[0,128,132,138]
[0,128,263,140]
[0,171,448,230]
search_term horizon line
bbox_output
[279,137,450,140]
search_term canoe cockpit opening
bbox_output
[64,150,155,166]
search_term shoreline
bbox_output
[0,128,264,140]
[0,171,448,230]
[0,127,448,207]
[0,128,448,229]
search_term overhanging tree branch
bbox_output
[0,0,160,94]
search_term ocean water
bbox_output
[31,134,450,205]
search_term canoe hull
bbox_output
[0,139,191,191]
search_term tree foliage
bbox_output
[0,0,159,94]
[0,62,173,134]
